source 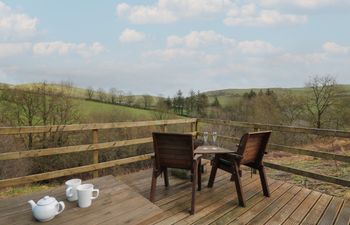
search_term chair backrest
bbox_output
[236,131,271,165]
[152,132,194,170]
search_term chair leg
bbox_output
[150,170,157,202]
[191,162,198,215]
[197,159,201,191]
[163,168,169,187]
[208,159,218,188]
[258,166,270,197]
[232,161,245,207]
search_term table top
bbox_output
[194,145,236,154]
[0,175,163,225]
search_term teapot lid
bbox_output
[37,196,56,206]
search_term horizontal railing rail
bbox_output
[199,119,350,187]
[199,118,350,138]
[0,118,197,135]
[1,117,349,189]
[0,154,153,189]
[0,119,197,188]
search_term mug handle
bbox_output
[91,189,99,200]
[56,201,65,215]
[66,187,73,198]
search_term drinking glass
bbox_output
[203,132,208,144]
[212,132,217,145]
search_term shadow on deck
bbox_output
[120,167,349,225]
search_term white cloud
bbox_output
[0,1,38,40]
[116,0,232,24]
[0,42,31,57]
[32,41,106,57]
[237,40,280,55]
[224,4,307,26]
[119,29,145,43]
[258,0,348,9]
[144,48,219,64]
[323,42,349,54]
[281,52,327,64]
[167,30,235,48]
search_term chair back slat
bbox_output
[237,131,271,165]
[153,132,194,170]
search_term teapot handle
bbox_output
[56,201,65,215]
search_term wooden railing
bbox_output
[1,117,349,189]
[0,118,197,188]
[199,118,350,187]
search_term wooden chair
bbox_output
[150,132,202,215]
[207,131,272,207]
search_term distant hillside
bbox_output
[0,82,178,124]
[204,85,350,107]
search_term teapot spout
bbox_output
[28,200,36,209]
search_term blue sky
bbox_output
[0,0,350,96]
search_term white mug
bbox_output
[65,179,82,201]
[77,184,99,208]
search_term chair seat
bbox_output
[218,158,232,167]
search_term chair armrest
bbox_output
[219,152,243,162]
[193,154,202,161]
[229,152,243,159]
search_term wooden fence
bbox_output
[0,118,197,188]
[199,118,350,187]
[0,117,349,189]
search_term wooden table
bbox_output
[0,175,163,225]
[194,145,236,154]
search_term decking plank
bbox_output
[174,179,277,225]
[334,200,350,225]
[281,190,321,225]
[299,194,332,225]
[264,187,311,225]
[191,180,282,225]
[152,175,258,225]
[317,197,344,225]
[227,182,293,225]
[245,185,302,225]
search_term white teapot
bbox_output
[28,196,65,222]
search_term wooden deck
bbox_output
[120,167,350,225]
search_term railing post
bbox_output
[92,129,99,178]
[191,119,198,138]
[161,123,168,132]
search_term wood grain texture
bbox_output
[1,168,348,225]
[0,175,162,225]
[0,118,197,135]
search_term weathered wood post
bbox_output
[92,129,99,178]
[191,119,198,138]
[161,123,168,132]
[253,126,260,174]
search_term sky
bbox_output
[0,0,349,96]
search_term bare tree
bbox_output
[153,97,171,120]
[278,91,305,125]
[86,86,94,100]
[116,90,125,104]
[97,88,107,102]
[305,75,338,128]
[109,88,117,104]
[142,95,154,108]
[125,91,135,106]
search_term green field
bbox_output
[77,100,164,122]
[205,85,350,107]
[5,82,350,110]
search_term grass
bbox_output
[77,100,159,121]
[265,138,350,199]
[206,85,350,107]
